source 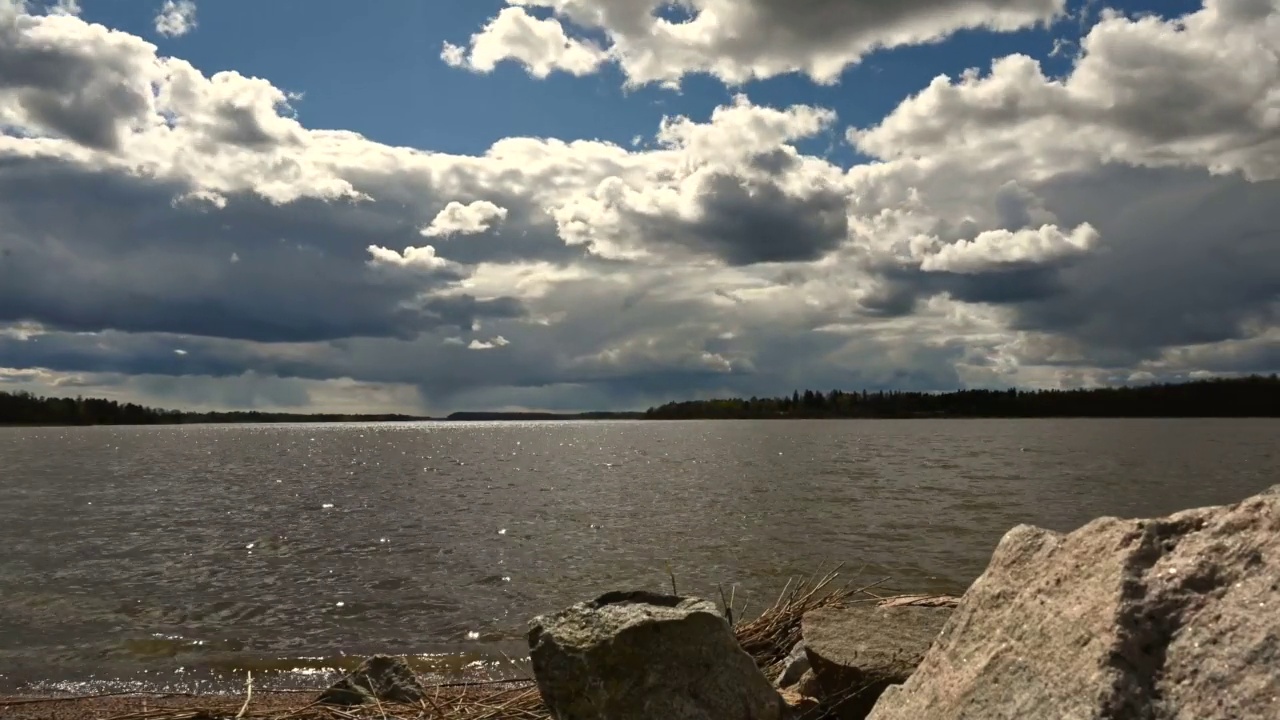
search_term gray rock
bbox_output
[802,605,953,720]
[528,590,786,720]
[779,685,822,719]
[316,655,425,706]
[775,641,811,688]
[869,485,1280,720]
[795,669,822,700]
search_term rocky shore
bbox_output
[4,484,1277,719]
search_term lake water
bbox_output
[1,419,1276,693]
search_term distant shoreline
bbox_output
[2,375,1277,426]
[3,414,1280,428]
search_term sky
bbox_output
[0,0,1277,415]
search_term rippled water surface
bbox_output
[1,419,1276,691]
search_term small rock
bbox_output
[779,686,822,719]
[774,641,811,688]
[795,669,822,700]
[869,485,1280,720]
[802,605,952,720]
[529,590,786,720]
[316,655,425,706]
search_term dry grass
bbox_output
[2,567,905,720]
[735,564,892,679]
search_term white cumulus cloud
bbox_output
[155,0,197,38]
[447,0,1066,86]
[366,245,454,271]
[422,200,509,237]
[851,1,1280,181]
[917,223,1101,274]
[443,6,609,78]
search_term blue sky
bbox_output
[1,0,1277,413]
[75,0,1197,155]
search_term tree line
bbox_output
[2,375,1277,426]
[644,375,1280,419]
[0,390,428,426]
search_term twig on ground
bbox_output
[236,671,254,719]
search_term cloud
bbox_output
[556,166,849,265]
[468,336,510,350]
[917,222,1100,273]
[48,0,80,16]
[0,365,427,414]
[0,3,164,150]
[154,0,197,38]
[0,157,503,342]
[552,96,848,264]
[831,0,1280,370]
[1,1,1278,413]
[851,1,1280,181]
[366,244,455,271]
[446,0,1066,86]
[421,200,509,237]
[442,6,608,78]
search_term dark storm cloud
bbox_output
[0,157,526,342]
[1012,166,1280,356]
[848,166,1279,366]
[875,264,1070,312]
[0,6,154,151]
[0,332,264,379]
[713,0,1062,53]
[623,170,849,265]
[0,326,559,397]
[855,252,1074,319]
[422,204,581,266]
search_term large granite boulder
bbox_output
[316,655,425,706]
[528,590,786,720]
[802,605,953,720]
[870,485,1280,720]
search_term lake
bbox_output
[1,419,1276,693]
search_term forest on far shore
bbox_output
[643,375,1280,419]
[0,375,1277,426]
[0,390,429,426]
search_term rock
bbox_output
[774,641,811,688]
[869,485,1280,720]
[528,590,786,720]
[801,605,953,720]
[316,655,425,706]
[795,669,822,700]
[779,686,821,719]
